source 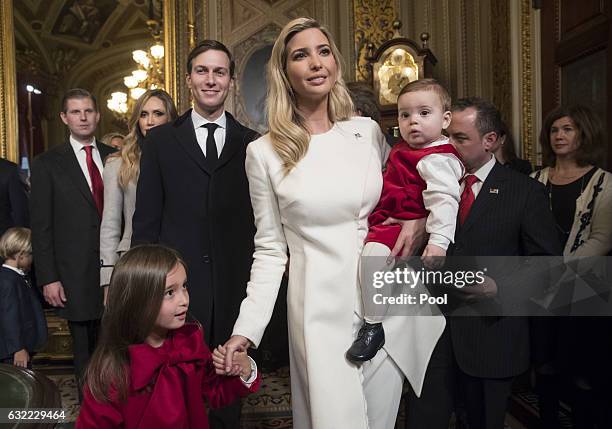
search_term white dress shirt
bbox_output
[69,135,104,191]
[2,264,25,276]
[415,137,465,250]
[191,110,227,157]
[461,154,496,198]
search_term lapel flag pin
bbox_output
[489,188,499,194]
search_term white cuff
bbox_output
[428,233,451,250]
[240,356,258,387]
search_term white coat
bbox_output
[233,117,445,429]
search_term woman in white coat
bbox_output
[99,89,177,299]
[220,18,445,429]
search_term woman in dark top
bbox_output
[531,105,612,429]
[489,121,532,174]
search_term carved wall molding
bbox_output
[520,0,534,165]
[232,24,280,133]
[0,1,18,161]
[353,0,398,82]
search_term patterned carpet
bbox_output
[35,364,573,428]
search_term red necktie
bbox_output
[83,145,104,217]
[458,174,479,225]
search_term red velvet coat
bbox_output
[76,324,260,429]
[366,140,460,249]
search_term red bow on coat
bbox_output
[129,323,210,391]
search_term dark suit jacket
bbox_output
[503,157,533,176]
[0,158,29,236]
[30,141,115,321]
[447,162,561,378]
[132,110,258,347]
[0,267,47,359]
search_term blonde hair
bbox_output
[0,227,31,260]
[267,17,354,174]
[116,89,177,189]
[101,133,125,147]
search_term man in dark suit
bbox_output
[406,98,561,429]
[0,158,29,237]
[132,40,258,428]
[30,89,115,394]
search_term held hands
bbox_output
[383,217,427,263]
[212,345,251,379]
[421,244,446,270]
[42,281,67,308]
[14,349,29,367]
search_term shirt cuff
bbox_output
[428,233,451,250]
[240,356,258,387]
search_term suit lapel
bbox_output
[57,142,97,211]
[173,110,211,174]
[216,112,247,171]
[460,163,506,233]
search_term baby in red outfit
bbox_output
[347,79,464,362]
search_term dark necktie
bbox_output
[83,145,104,217]
[203,123,219,170]
[458,174,479,225]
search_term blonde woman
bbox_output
[100,132,125,150]
[220,18,442,429]
[99,89,177,295]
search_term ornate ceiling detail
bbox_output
[14,0,154,112]
[51,0,117,44]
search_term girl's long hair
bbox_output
[267,17,354,175]
[85,245,185,403]
[116,89,177,189]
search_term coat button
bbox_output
[203,255,211,263]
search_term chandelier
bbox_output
[107,2,165,124]
[107,43,164,123]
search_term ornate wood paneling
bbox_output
[540,0,611,168]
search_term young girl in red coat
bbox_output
[76,244,260,429]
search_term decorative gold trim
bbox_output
[164,0,195,112]
[520,0,533,164]
[187,0,196,50]
[353,0,397,82]
[164,0,179,108]
[0,1,18,162]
